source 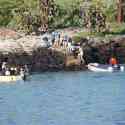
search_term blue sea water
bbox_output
[0,71,125,125]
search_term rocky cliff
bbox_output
[1,28,125,72]
[0,31,66,72]
[81,36,125,64]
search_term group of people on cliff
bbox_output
[51,31,84,64]
[51,31,124,67]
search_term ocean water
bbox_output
[0,71,125,125]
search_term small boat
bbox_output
[0,75,23,82]
[87,63,125,72]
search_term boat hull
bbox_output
[0,75,22,82]
[87,63,124,72]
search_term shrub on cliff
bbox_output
[0,0,121,33]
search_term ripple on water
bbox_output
[0,71,125,125]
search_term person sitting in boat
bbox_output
[5,68,10,76]
[14,68,18,75]
[109,57,119,69]
[20,68,26,80]
[10,67,17,75]
[109,57,117,65]
[20,68,24,76]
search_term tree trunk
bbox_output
[39,0,50,32]
[117,0,124,23]
[39,0,55,32]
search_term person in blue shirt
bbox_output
[62,35,69,48]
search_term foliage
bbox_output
[72,22,125,44]
[50,1,81,28]
[0,0,82,31]
[0,0,122,33]
[0,0,17,26]
[108,23,125,35]
[0,0,40,33]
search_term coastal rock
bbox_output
[0,39,23,54]
[82,36,125,64]
[0,33,66,72]
[1,28,125,72]
[0,48,65,72]
[0,28,21,39]
[31,48,65,72]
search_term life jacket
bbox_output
[109,58,117,65]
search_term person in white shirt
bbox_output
[20,68,26,80]
[5,69,10,76]
[2,62,7,71]
[78,47,84,64]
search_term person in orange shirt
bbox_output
[109,57,118,66]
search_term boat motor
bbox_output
[120,66,124,72]
[108,67,113,72]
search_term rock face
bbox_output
[1,28,125,72]
[0,33,65,72]
[0,28,21,39]
[0,36,46,54]
[81,36,125,64]
[0,48,65,72]
[31,48,65,72]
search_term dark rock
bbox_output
[0,48,66,72]
[82,36,125,64]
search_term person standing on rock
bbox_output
[67,37,73,55]
[63,35,69,49]
[51,31,56,45]
[57,32,61,47]
[78,47,84,64]
[1,62,7,75]
[53,31,60,47]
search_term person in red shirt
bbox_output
[109,57,118,66]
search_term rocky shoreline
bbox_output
[0,28,125,72]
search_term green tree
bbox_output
[38,0,56,31]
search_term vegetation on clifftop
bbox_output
[0,0,123,34]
